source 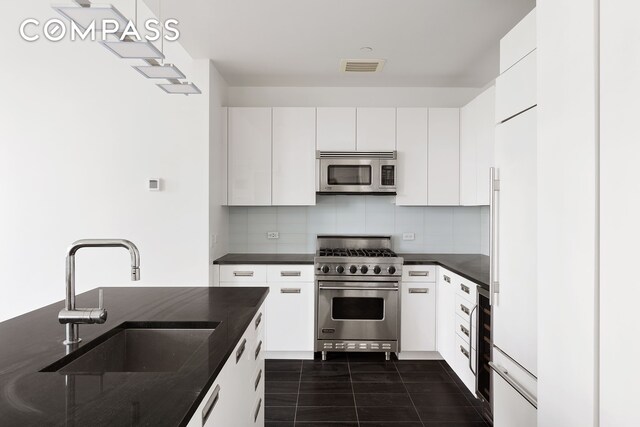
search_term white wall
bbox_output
[537,1,599,426]
[0,0,222,321]
[227,86,482,107]
[229,196,485,254]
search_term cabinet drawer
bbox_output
[456,313,476,350]
[267,265,314,282]
[402,265,436,282]
[220,265,267,283]
[454,333,477,395]
[455,277,478,304]
[495,50,536,123]
[455,294,476,325]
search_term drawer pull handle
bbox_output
[254,369,262,391]
[281,288,301,294]
[234,271,254,277]
[460,284,470,294]
[254,398,262,423]
[255,340,263,360]
[443,275,451,283]
[409,288,429,294]
[236,338,247,363]
[460,345,470,359]
[460,324,470,337]
[281,271,301,277]
[460,304,470,315]
[409,271,429,277]
[202,384,220,424]
[255,312,263,330]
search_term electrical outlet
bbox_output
[403,232,415,241]
[267,231,279,239]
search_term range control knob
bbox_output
[387,266,397,275]
[360,265,369,274]
[373,266,382,275]
[321,265,330,274]
[336,265,345,274]
[349,265,358,274]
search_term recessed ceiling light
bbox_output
[156,82,201,95]
[102,41,165,59]
[133,64,185,79]
[360,47,374,52]
[53,4,130,32]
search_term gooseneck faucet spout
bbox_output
[59,239,141,345]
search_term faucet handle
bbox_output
[98,288,104,310]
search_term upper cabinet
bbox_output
[428,108,460,206]
[460,86,496,205]
[396,108,428,206]
[228,107,272,206]
[499,8,537,74]
[356,108,396,151]
[317,108,356,151]
[272,108,317,206]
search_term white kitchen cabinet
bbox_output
[428,108,460,206]
[436,268,456,366]
[460,86,495,205]
[492,347,537,427]
[219,265,267,283]
[356,108,396,151]
[499,8,536,73]
[396,108,428,206]
[272,108,316,206]
[400,282,436,355]
[266,282,314,355]
[228,108,272,206]
[316,108,356,151]
[495,50,536,124]
[453,333,476,395]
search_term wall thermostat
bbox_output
[148,178,161,191]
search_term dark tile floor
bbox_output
[265,353,490,427]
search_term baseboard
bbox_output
[396,351,443,360]
[265,351,314,360]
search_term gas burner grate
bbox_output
[318,248,397,257]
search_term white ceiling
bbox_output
[148,0,535,87]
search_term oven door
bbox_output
[317,281,398,341]
[319,158,379,193]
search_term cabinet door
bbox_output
[436,268,456,365]
[356,108,396,151]
[460,100,478,205]
[272,108,316,206]
[266,282,314,352]
[401,282,436,351]
[499,8,536,73]
[228,108,272,206]
[428,108,460,206]
[475,86,495,205]
[396,108,428,206]
[317,108,356,151]
[493,107,537,376]
[495,51,537,124]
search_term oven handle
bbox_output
[318,286,398,291]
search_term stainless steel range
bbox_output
[314,235,403,361]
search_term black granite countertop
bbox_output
[213,253,489,289]
[0,286,268,427]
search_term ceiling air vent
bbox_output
[340,59,386,73]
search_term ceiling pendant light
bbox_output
[156,82,202,95]
[101,40,165,59]
[132,64,185,79]
[53,4,129,32]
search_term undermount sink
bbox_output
[41,322,218,373]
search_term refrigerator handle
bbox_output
[489,167,500,305]
[468,304,477,375]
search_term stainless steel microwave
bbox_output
[317,151,397,195]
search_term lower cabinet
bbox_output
[187,302,265,427]
[399,279,436,359]
[436,268,456,366]
[219,264,315,359]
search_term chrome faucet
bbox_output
[59,239,140,345]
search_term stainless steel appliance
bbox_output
[314,235,402,360]
[317,151,397,194]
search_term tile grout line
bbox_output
[439,360,489,425]
[347,355,360,427]
[393,358,425,427]
[293,360,302,425]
